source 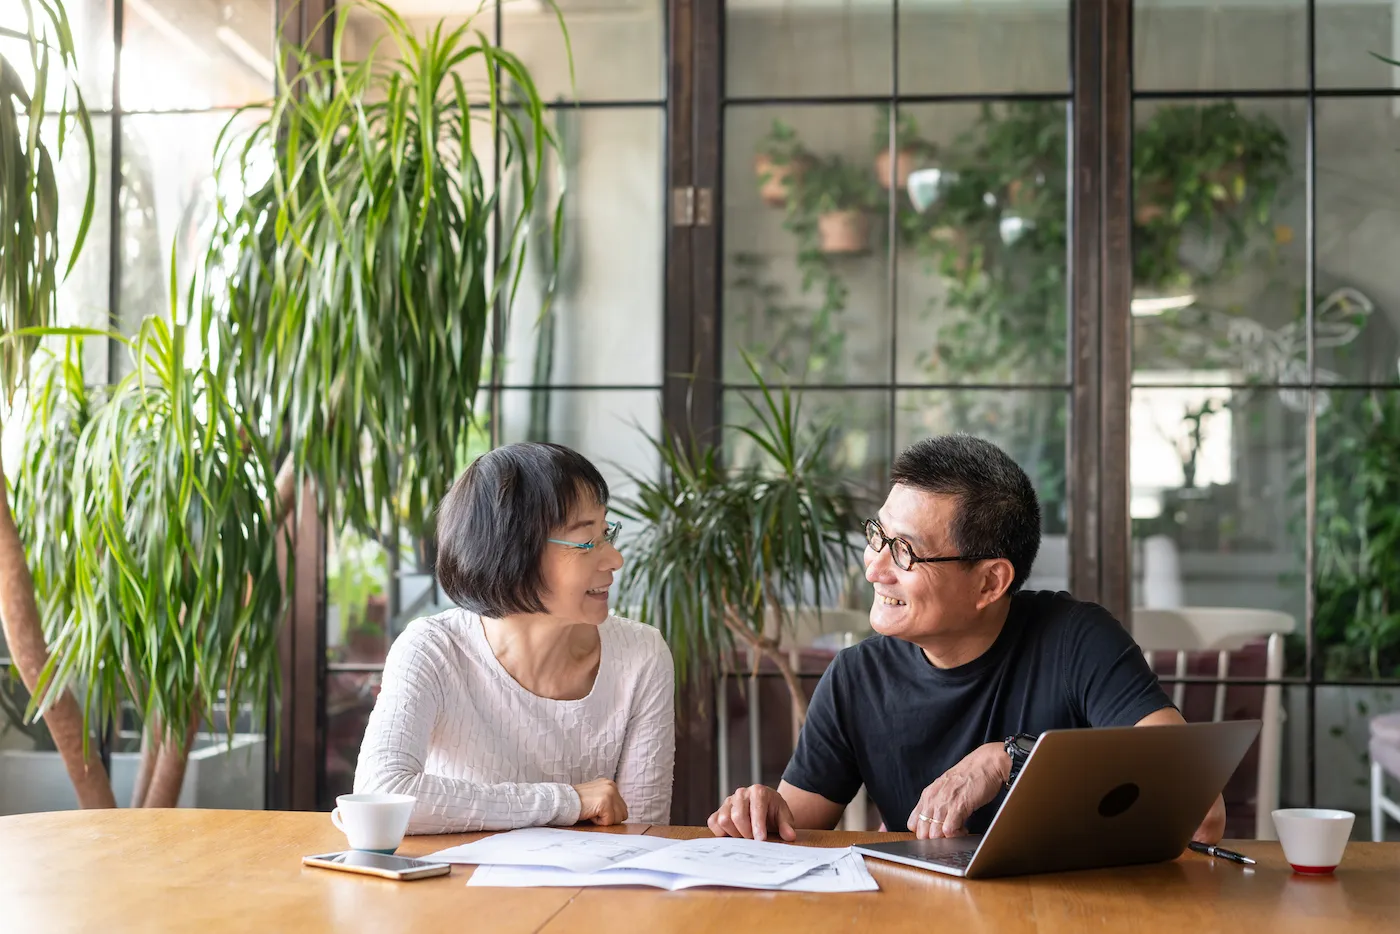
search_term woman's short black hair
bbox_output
[435,442,610,617]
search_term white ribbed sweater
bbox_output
[353,608,675,833]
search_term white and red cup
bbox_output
[1271,808,1355,875]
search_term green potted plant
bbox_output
[14,320,288,809]
[615,360,863,745]
[202,0,564,561]
[1133,102,1288,289]
[800,156,881,255]
[754,120,811,208]
[2,0,566,811]
[0,0,115,809]
[873,103,934,191]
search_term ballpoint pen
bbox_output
[1189,841,1256,865]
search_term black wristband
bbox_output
[1003,732,1038,788]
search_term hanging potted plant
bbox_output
[802,156,879,255]
[1132,101,1288,280]
[754,120,810,208]
[873,104,934,191]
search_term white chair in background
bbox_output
[1370,712,1400,841]
[1131,607,1295,840]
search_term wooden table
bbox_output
[2,810,1396,933]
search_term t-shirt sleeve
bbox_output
[780,653,863,806]
[1061,602,1175,727]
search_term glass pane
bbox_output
[1311,684,1399,828]
[117,110,267,372]
[895,102,1069,386]
[726,1,892,99]
[121,0,273,111]
[1314,390,1400,682]
[0,667,53,758]
[1134,1,1306,91]
[898,0,1069,95]
[895,390,1068,540]
[1129,386,1305,659]
[323,670,380,811]
[1316,2,1400,88]
[0,0,113,110]
[1131,99,1305,382]
[724,388,891,500]
[49,113,113,384]
[724,105,892,386]
[326,528,391,670]
[501,108,664,388]
[1316,98,1400,384]
[497,389,661,501]
[504,1,663,101]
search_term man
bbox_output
[708,435,1227,844]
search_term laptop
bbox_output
[852,719,1260,879]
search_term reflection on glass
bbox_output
[0,668,53,755]
[498,389,661,499]
[0,0,113,109]
[895,390,1068,536]
[1131,99,1304,379]
[121,0,273,111]
[118,110,267,370]
[896,102,1068,385]
[724,389,890,501]
[1310,683,1400,822]
[1314,390,1400,682]
[501,109,664,389]
[1129,386,1304,641]
[326,528,391,669]
[898,0,1069,95]
[1316,99,1400,384]
[323,671,381,810]
[724,105,890,386]
[1134,1,1306,91]
[46,114,112,383]
[727,0,892,98]
[503,1,662,101]
[1316,3,1400,88]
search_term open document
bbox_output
[467,851,878,893]
[424,827,877,892]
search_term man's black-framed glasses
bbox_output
[862,518,998,572]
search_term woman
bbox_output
[354,442,674,833]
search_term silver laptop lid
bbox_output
[853,719,1260,879]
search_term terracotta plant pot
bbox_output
[874,147,916,190]
[754,153,806,207]
[817,210,872,255]
[1134,179,1174,224]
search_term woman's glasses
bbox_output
[548,520,622,551]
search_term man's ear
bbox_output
[975,558,1016,609]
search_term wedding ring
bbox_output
[917,813,933,823]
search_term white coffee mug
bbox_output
[330,793,416,854]
[1272,808,1355,875]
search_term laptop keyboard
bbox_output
[934,848,977,869]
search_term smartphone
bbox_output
[302,850,452,881]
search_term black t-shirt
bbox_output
[782,590,1173,833]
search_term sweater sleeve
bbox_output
[352,623,583,833]
[612,627,676,824]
